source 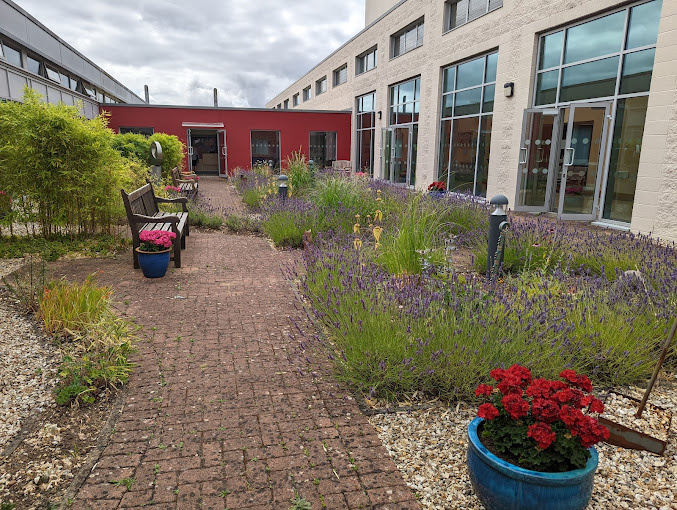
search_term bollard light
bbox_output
[487,194,509,277]
[278,174,289,203]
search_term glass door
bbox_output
[557,102,611,220]
[392,126,410,184]
[515,109,561,212]
[381,128,392,181]
[187,128,194,172]
[217,129,227,178]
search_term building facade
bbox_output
[103,104,351,176]
[0,0,145,118]
[266,0,677,241]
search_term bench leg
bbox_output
[132,239,140,269]
[174,238,181,268]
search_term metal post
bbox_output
[144,85,150,104]
[487,195,509,277]
[278,174,289,203]
[213,88,218,107]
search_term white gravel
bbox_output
[0,259,59,449]
[369,377,677,510]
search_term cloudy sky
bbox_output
[14,0,365,107]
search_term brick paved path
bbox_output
[59,177,420,510]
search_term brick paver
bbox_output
[54,177,420,509]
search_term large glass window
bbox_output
[356,47,377,75]
[251,131,281,169]
[356,92,376,175]
[391,18,424,58]
[444,0,502,32]
[531,0,661,225]
[309,132,337,168]
[26,55,40,74]
[535,0,661,106]
[438,51,497,196]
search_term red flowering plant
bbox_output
[427,181,446,192]
[138,230,177,252]
[475,364,609,472]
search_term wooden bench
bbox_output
[121,183,190,269]
[170,167,198,197]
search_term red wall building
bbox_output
[101,104,351,176]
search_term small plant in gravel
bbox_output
[474,364,609,472]
[109,477,136,490]
[289,493,312,510]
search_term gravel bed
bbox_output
[0,259,60,449]
[369,376,677,510]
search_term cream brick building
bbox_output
[267,0,677,241]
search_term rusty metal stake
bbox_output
[635,316,677,418]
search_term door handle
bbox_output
[518,147,527,164]
[222,147,226,156]
[188,147,193,156]
[536,148,544,163]
[563,147,575,166]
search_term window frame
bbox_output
[443,0,502,33]
[303,86,312,102]
[391,18,425,59]
[292,93,300,106]
[283,99,289,109]
[333,64,348,87]
[356,46,378,76]
[316,76,327,95]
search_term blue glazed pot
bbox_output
[467,418,598,510]
[136,248,171,278]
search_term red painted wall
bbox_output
[101,105,352,174]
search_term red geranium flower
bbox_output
[478,403,500,420]
[475,384,494,397]
[528,422,557,449]
[532,398,560,424]
[501,393,530,420]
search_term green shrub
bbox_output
[285,149,313,196]
[242,188,264,208]
[37,276,135,406]
[225,214,259,233]
[0,88,138,236]
[149,132,186,176]
[188,200,224,229]
[111,132,150,163]
[377,195,452,275]
[262,211,314,248]
[310,176,367,211]
[0,234,127,260]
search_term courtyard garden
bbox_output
[235,157,676,402]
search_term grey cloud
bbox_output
[14,0,364,106]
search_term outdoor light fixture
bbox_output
[504,82,514,98]
[378,111,382,119]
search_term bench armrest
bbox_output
[156,196,188,212]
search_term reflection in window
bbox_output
[2,43,21,67]
[26,55,40,74]
[620,48,655,94]
[626,0,663,49]
[535,0,661,108]
[389,77,420,126]
[559,56,619,102]
[603,96,648,222]
[356,47,377,75]
[449,117,479,193]
[539,31,563,70]
[563,11,625,64]
[391,18,424,58]
[444,0,502,31]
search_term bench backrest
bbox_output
[170,167,180,186]
[121,183,159,225]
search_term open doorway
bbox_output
[187,128,228,176]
